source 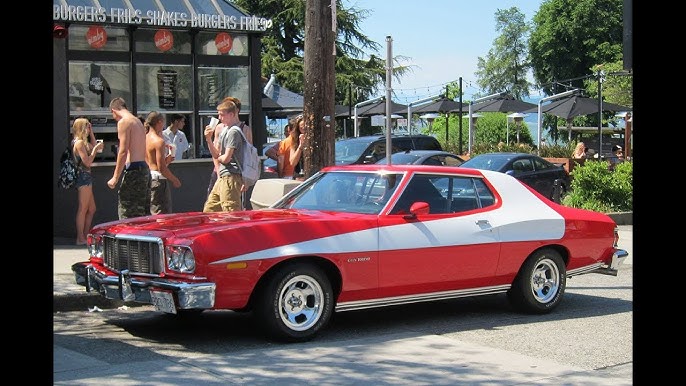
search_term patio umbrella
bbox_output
[413,97,466,113]
[261,94,282,111]
[524,95,630,120]
[335,104,351,118]
[357,100,408,117]
[460,95,536,113]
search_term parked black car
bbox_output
[375,149,465,166]
[335,134,442,165]
[459,152,570,203]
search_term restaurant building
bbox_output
[53,0,272,239]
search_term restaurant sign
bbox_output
[54,5,273,32]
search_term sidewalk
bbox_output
[53,224,633,313]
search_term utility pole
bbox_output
[303,0,336,177]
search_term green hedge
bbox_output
[562,160,633,212]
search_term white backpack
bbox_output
[229,126,260,187]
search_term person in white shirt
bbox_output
[163,114,190,160]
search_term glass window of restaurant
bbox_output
[65,23,251,161]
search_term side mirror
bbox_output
[505,170,516,176]
[403,201,430,219]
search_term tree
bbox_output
[231,0,411,105]
[475,7,532,99]
[529,0,624,96]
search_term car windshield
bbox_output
[461,155,510,171]
[274,171,402,214]
[335,140,371,164]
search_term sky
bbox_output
[344,0,545,104]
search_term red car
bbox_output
[72,164,627,342]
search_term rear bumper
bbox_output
[71,262,216,310]
[592,248,628,276]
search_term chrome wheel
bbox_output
[278,274,325,332]
[529,258,561,304]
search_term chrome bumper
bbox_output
[71,262,216,310]
[591,248,628,276]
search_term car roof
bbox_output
[336,134,437,143]
[321,163,484,176]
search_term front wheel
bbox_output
[508,249,566,314]
[255,263,334,342]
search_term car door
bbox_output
[376,173,501,297]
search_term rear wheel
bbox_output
[508,249,566,313]
[255,263,334,342]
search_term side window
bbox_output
[390,174,445,214]
[364,141,386,163]
[394,138,413,151]
[533,158,551,170]
[419,137,441,151]
[474,179,495,207]
[512,159,533,173]
[448,177,479,213]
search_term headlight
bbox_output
[166,246,195,273]
[86,234,103,258]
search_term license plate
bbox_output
[150,290,177,314]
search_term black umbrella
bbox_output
[524,95,630,119]
[460,95,536,113]
[261,94,282,111]
[413,97,466,114]
[357,100,408,117]
[335,104,351,118]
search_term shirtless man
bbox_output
[145,111,181,214]
[107,97,151,219]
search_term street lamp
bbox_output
[463,113,482,153]
[506,113,526,145]
[420,113,439,130]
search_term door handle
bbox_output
[475,219,490,225]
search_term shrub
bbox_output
[562,159,632,212]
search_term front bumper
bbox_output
[71,262,216,310]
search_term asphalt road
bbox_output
[53,226,633,385]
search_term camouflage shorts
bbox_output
[118,166,151,219]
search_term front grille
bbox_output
[103,235,164,274]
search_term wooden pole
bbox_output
[303,0,336,177]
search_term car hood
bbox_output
[91,209,378,248]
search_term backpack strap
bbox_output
[228,125,248,172]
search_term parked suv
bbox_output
[335,134,442,165]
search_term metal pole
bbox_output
[458,77,463,155]
[445,84,449,142]
[385,36,392,165]
[597,71,604,158]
